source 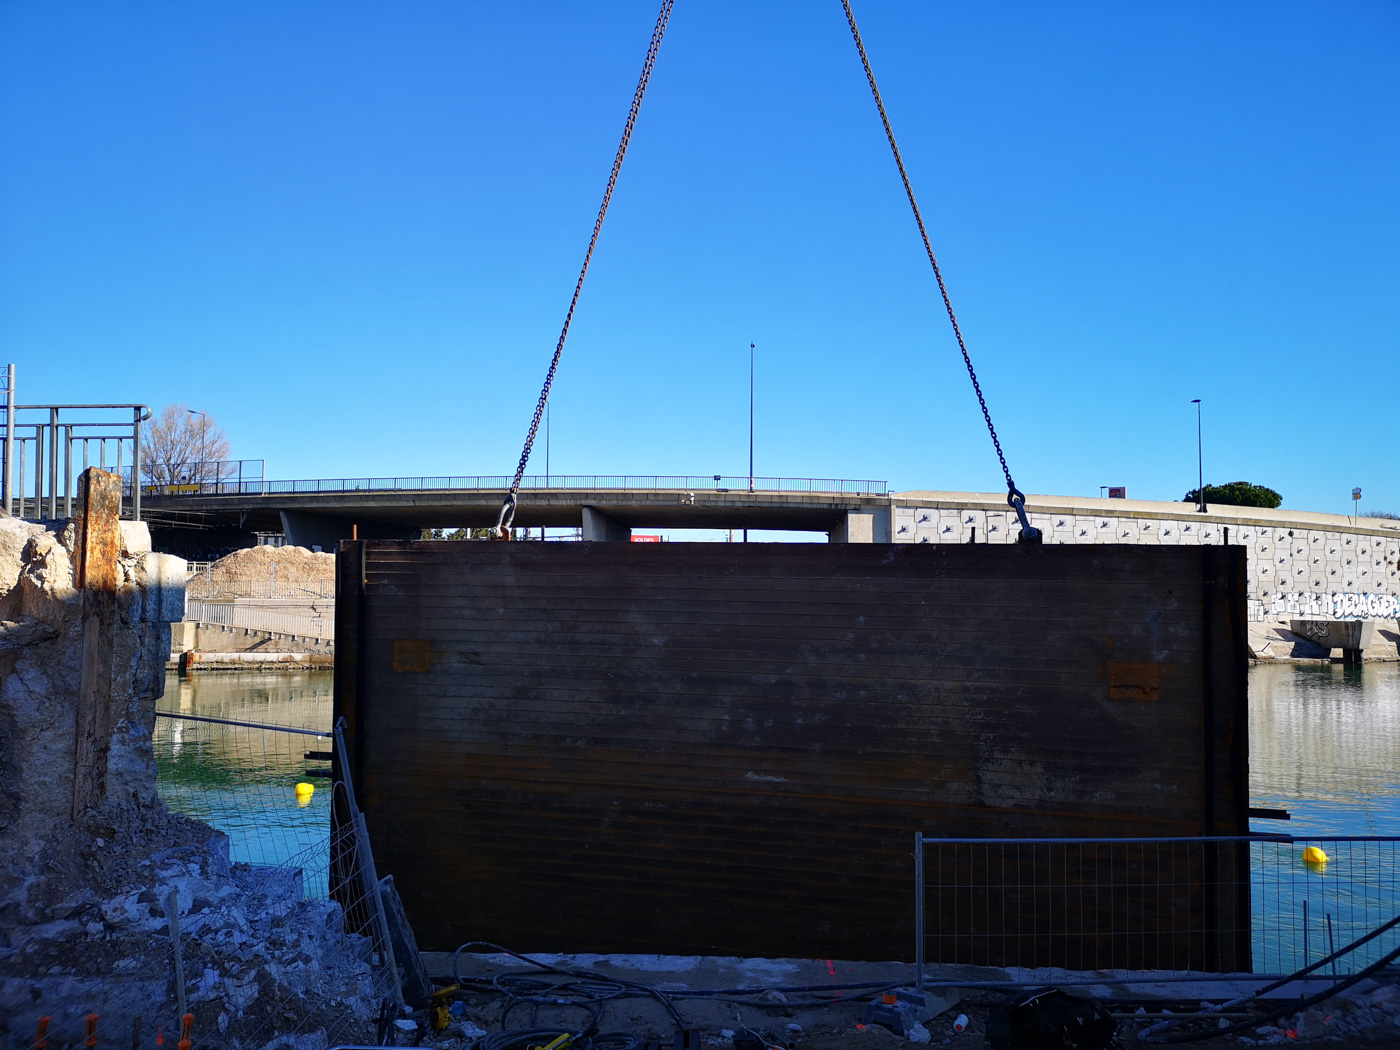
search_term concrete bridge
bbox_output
[142,475,1400,635]
[141,474,893,553]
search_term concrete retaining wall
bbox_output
[892,491,1400,627]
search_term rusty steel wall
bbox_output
[334,541,1249,964]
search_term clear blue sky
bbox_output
[2,1,1396,516]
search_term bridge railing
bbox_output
[145,474,889,497]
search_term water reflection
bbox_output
[1250,662,1400,836]
[154,670,334,896]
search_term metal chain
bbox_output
[496,0,675,536]
[839,0,1039,541]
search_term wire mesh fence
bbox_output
[1252,836,1400,975]
[916,834,1400,976]
[153,712,336,897]
[8,715,402,1050]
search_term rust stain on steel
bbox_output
[336,542,1250,966]
[392,639,432,672]
[1102,660,1164,700]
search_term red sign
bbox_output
[631,534,662,542]
[1108,487,1126,499]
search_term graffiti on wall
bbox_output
[1268,592,1400,620]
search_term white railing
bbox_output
[186,600,334,641]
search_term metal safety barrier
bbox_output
[185,599,334,640]
[913,833,1400,979]
[145,473,889,497]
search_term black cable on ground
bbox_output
[1136,911,1400,1041]
[1143,941,1400,1044]
[451,941,686,1028]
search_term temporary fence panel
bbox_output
[1251,836,1400,975]
[335,541,1249,960]
[916,836,1251,973]
[914,835,1400,976]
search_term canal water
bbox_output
[153,663,1400,967]
[153,670,335,895]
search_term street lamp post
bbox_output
[1191,399,1205,513]
[745,342,754,543]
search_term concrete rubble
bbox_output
[0,475,388,1050]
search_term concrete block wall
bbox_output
[892,492,1400,624]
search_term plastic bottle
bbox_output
[953,1014,968,1033]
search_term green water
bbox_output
[153,670,334,895]
[1250,662,1400,836]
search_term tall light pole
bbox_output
[188,409,208,489]
[748,342,755,494]
[745,342,754,543]
[1191,399,1205,513]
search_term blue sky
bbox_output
[2,1,1396,516]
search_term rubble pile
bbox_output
[1233,980,1400,1046]
[0,814,386,1050]
[0,480,387,1050]
[188,547,335,599]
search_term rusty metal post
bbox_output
[71,468,122,818]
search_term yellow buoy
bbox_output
[1303,845,1328,865]
[295,782,315,807]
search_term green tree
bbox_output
[1182,481,1282,509]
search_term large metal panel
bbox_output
[334,542,1249,964]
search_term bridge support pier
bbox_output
[829,508,890,543]
[581,506,631,542]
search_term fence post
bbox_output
[333,718,403,1011]
[914,831,924,992]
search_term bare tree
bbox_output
[143,404,233,488]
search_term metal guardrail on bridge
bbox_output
[144,474,889,497]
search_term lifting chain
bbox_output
[495,0,676,539]
[839,0,1041,543]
